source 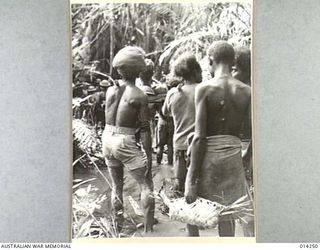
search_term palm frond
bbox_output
[72,119,101,154]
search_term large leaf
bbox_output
[72,3,251,75]
[75,218,94,238]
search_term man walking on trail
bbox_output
[232,47,252,183]
[232,46,254,237]
[156,112,174,166]
[102,46,155,233]
[162,53,202,195]
[136,59,159,150]
[185,41,251,237]
[156,77,184,165]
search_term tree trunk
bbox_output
[109,3,114,75]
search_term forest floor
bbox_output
[73,152,246,238]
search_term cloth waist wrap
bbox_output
[104,124,136,135]
[197,135,247,211]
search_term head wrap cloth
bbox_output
[112,46,146,78]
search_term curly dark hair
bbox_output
[208,41,235,66]
[173,53,201,80]
[140,59,155,82]
[234,47,251,77]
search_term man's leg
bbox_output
[167,120,174,166]
[150,118,157,150]
[186,224,199,237]
[242,220,255,237]
[157,144,164,165]
[167,141,173,166]
[129,167,155,233]
[218,219,235,237]
[108,165,124,232]
[156,124,166,165]
[173,150,187,193]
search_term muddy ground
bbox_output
[73,152,246,238]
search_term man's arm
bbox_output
[104,86,111,115]
[161,90,172,117]
[185,85,207,203]
[138,95,152,172]
[243,94,252,162]
[243,92,252,139]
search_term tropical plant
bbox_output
[73,181,110,238]
[71,3,251,80]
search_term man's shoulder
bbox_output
[126,85,149,106]
[166,87,179,99]
[198,77,250,92]
[132,85,148,99]
[138,85,155,96]
[196,79,221,93]
[231,77,251,96]
[107,85,119,93]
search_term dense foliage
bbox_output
[72,3,251,80]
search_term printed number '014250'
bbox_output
[300,244,319,249]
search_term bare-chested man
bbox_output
[185,41,251,237]
[232,46,254,237]
[102,46,154,233]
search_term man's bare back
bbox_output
[184,41,252,237]
[102,46,155,233]
[105,82,149,128]
[198,76,251,137]
[186,41,251,204]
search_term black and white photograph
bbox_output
[71,1,254,239]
